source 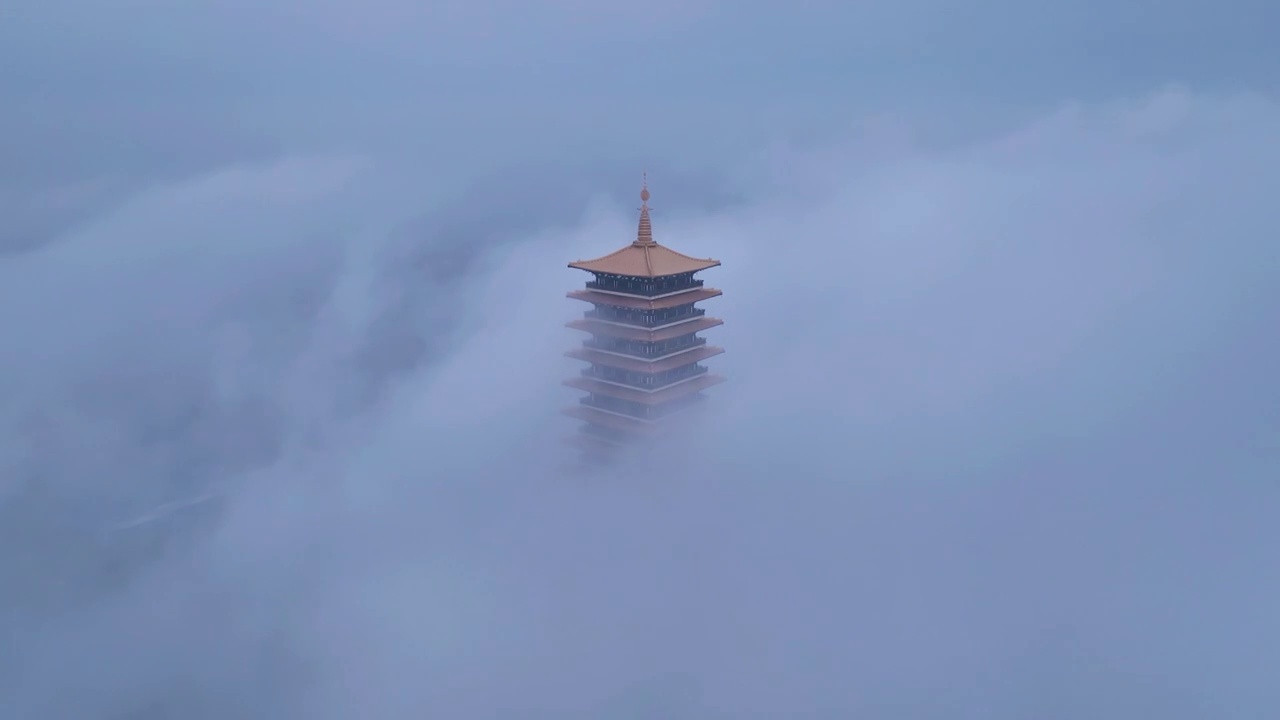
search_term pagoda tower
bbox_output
[562,179,725,461]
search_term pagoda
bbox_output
[562,179,725,461]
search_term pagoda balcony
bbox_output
[566,315,723,342]
[578,391,709,421]
[567,287,722,311]
[579,363,709,389]
[581,336,707,359]
[563,401,712,437]
[565,373,726,405]
[585,278,704,297]
[562,405,666,435]
[565,344,725,374]
[583,306,706,328]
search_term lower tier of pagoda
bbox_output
[562,430,653,467]
[564,432,623,457]
[560,406,712,462]
[564,345,724,374]
[573,386,707,421]
[561,380,721,462]
[565,316,724,342]
[562,373,725,405]
[561,393,711,432]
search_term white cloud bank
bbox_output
[2,86,1279,718]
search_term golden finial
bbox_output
[634,172,654,246]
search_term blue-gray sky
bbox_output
[2,2,1279,718]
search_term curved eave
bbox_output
[567,242,721,278]
[567,257,721,277]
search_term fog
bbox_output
[4,3,1280,718]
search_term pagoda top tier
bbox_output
[568,178,720,279]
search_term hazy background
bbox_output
[3,1,1280,718]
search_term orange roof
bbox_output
[568,182,720,278]
[569,243,720,278]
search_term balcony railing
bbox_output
[579,391,708,420]
[581,336,707,358]
[579,364,709,389]
[584,307,706,328]
[585,278,703,297]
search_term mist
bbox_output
[4,1,1280,717]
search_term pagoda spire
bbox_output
[633,173,655,247]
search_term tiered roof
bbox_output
[567,182,720,278]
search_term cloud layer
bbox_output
[3,86,1279,718]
